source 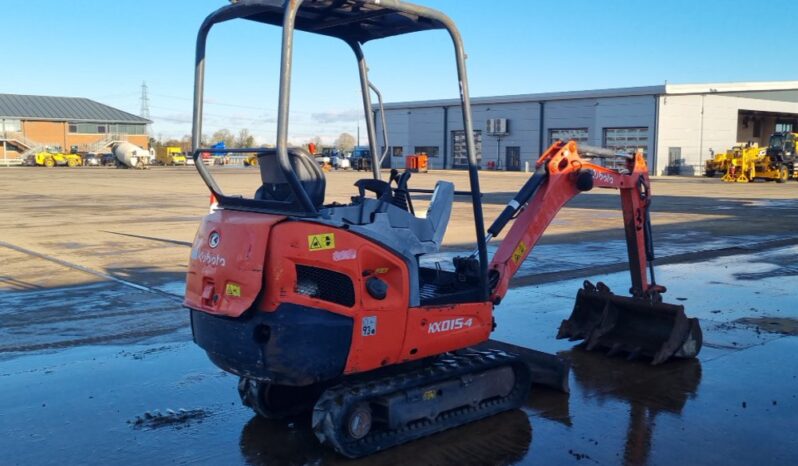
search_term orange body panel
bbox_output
[187,210,495,377]
[402,302,493,361]
[184,210,285,317]
[258,220,493,375]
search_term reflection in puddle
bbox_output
[566,348,702,466]
[239,409,531,465]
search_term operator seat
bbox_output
[319,179,454,256]
[254,148,325,208]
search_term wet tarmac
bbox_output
[2,242,797,465]
[2,170,798,464]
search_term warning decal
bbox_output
[225,282,241,297]
[511,241,527,264]
[362,316,377,336]
[308,233,336,251]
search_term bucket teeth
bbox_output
[557,286,702,365]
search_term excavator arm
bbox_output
[488,140,658,302]
[484,141,702,365]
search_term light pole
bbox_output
[2,119,7,167]
[496,135,502,170]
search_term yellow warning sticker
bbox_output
[375,267,389,274]
[225,282,241,297]
[308,233,336,251]
[511,241,527,264]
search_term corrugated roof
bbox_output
[0,94,151,123]
[380,80,798,110]
[381,85,667,110]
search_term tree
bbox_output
[335,132,356,152]
[211,129,235,148]
[235,128,255,148]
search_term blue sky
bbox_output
[4,0,797,144]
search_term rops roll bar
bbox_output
[191,0,490,299]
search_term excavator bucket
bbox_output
[557,282,702,365]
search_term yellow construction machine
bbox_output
[720,143,790,183]
[766,131,798,180]
[243,154,259,167]
[704,148,732,177]
[32,147,82,168]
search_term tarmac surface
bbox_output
[1,166,797,465]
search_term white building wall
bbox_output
[544,99,597,146]
[655,95,703,175]
[379,109,411,168]
[380,89,797,176]
[457,102,541,170]
[408,107,445,164]
[384,96,655,170]
[594,95,657,148]
[657,94,798,175]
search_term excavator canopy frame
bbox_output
[191,0,490,300]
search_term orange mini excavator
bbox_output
[184,0,702,458]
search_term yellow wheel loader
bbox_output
[33,149,82,168]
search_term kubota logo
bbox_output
[208,231,220,248]
[428,317,473,334]
[192,249,227,267]
[591,170,615,185]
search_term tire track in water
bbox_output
[0,240,182,301]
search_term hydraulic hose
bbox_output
[486,165,548,238]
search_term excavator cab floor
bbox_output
[557,282,703,365]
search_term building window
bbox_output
[549,128,589,145]
[414,146,439,157]
[68,122,147,135]
[1,119,22,133]
[112,124,147,135]
[603,127,649,155]
[392,146,404,157]
[775,122,794,133]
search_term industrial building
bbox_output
[0,94,150,165]
[375,81,798,175]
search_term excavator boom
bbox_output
[487,141,702,364]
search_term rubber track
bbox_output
[311,348,532,458]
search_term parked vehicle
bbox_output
[350,146,372,171]
[100,153,117,166]
[156,146,187,165]
[83,153,101,167]
[323,147,350,170]
[334,154,351,170]
[112,142,153,169]
[32,148,82,168]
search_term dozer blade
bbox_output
[474,339,570,393]
[557,282,702,365]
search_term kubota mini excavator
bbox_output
[184,0,702,458]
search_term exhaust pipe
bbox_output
[557,281,702,365]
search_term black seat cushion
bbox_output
[255,148,326,208]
